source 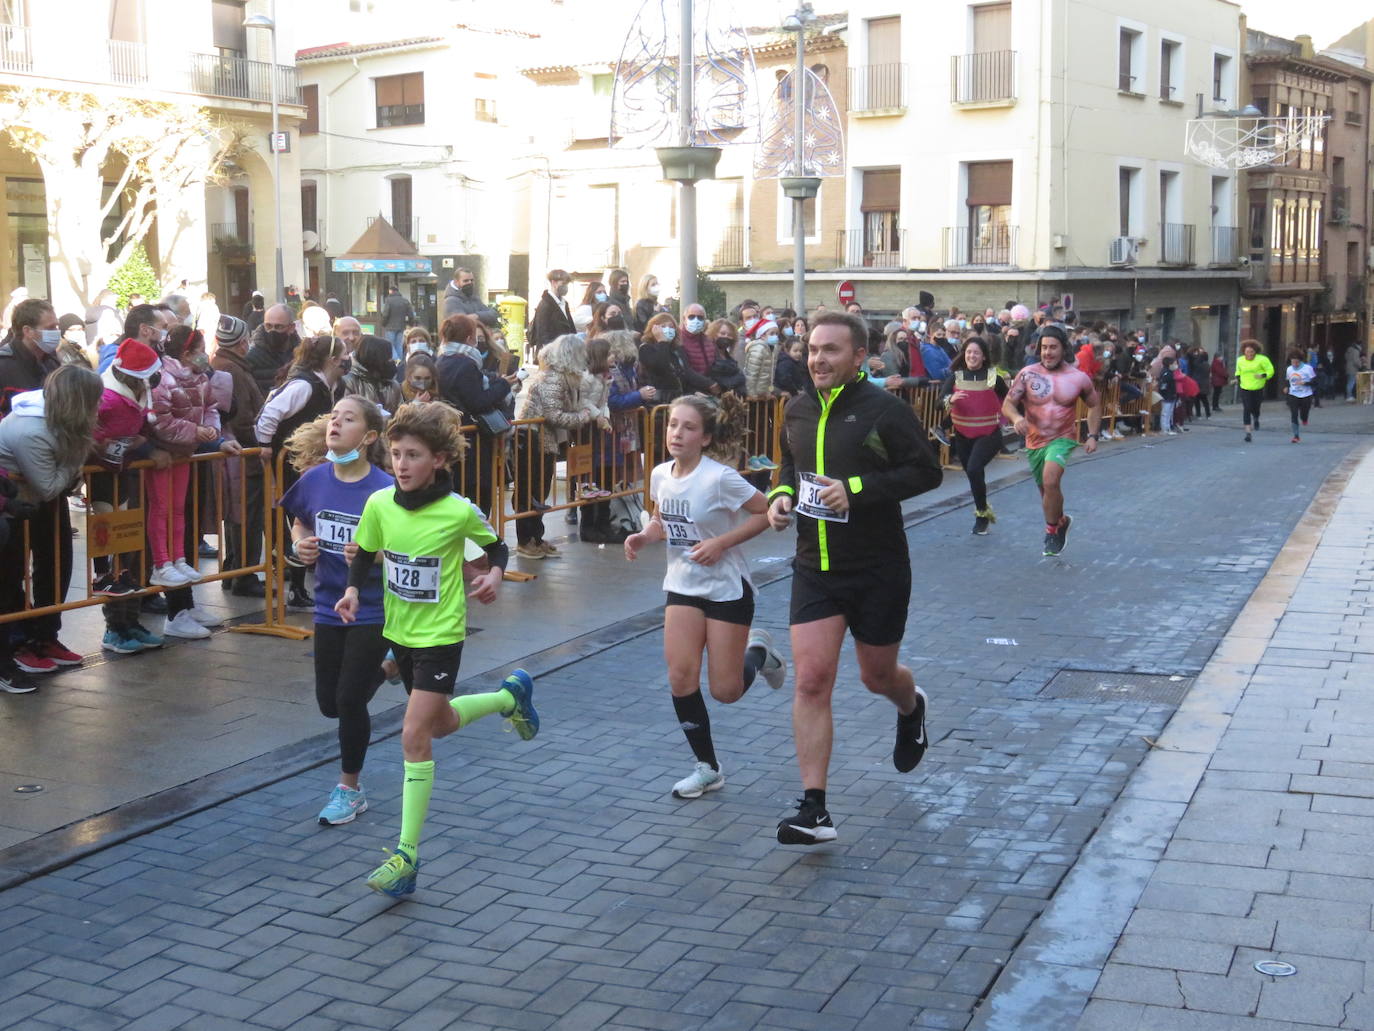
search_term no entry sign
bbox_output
[837,280,856,305]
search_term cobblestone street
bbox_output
[0,415,1367,1031]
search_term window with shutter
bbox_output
[375,73,424,127]
[301,84,319,135]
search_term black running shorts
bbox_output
[788,560,910,646]
[388,640,464,696]
[665,580,755,627]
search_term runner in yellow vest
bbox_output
[1234,340,1274,443]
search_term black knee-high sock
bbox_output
[741,644,766,694]
[672,691,717,770]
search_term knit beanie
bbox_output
[216,313,248,349]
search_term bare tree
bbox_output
[0,87,245,307]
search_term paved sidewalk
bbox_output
[974,442,1374,1030]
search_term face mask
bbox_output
[714,336,734,350]
[647,284,660,298]
[409,378,432,393]
[1137,335,1146,343]
[556,283,569,298]
[958,319,967,330]
[148,371,162,389]
[783,326,794,338]
[409,342,433,357]
[338,357,352,376]
[64,328,84,345]
[36,328,60,353]
[660,326,676,342]
[685,316,705,333]
[744,316,759,330]
[595,292,608,303]
[460,283,475,297]
[266,330,290,348]
[326,447,360,464]
[764,335,779,346]
[604,316,625,331]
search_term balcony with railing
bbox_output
[848,63,907,114]
[835,229,905,269]
[189,52,301,105]
[705,226,746,270]
[1210,225,1240,267]
[0,23,32,73]
[108,39,148,85]
[210,223,253,260]
[942,225,1017,268]
[1159,223,1196,266]
[951,51,1017,105]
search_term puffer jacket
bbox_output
[95,368,152,469]
[149,355,218,455]
[742,340,775,398]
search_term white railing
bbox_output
[108,39,148,85]
[0,24,32,73]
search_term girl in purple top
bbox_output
[280,396,394,826]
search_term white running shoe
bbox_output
[747,629,787,691]
[672,761,724,799]
[186,607,222,626]
[164,610,210,639]
[172,558,202,583]
[149,562,191,588]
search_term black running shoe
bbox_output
[92,571,137,597]
[287,586,314,611]
[893,686,929,772]
[931,425,951,448]
[1056,514,1072,553]
[1043,530,1060,557]
[972,516,990,536]
[776,798,837,845]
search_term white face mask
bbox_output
[647,283,660,298]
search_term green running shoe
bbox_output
[365,849,418,898]
[501,668,539,741]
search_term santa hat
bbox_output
[112,339,161,379]
[748,319,779,341]
[216,313,248,348]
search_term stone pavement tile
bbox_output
[1108,935,1234,975]
[1123,909,1276,949]
[1150,859,1289,894]
[1244,948,1366,1026]
[1092,963,1186,1007]
[1135,881,1255,917]
[1076,998,1146,1030]
[1175,970,1262,1015]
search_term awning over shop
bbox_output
[331,215,432,274]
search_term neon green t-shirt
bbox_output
[353,487,499,648]
[1236,353,1274,391]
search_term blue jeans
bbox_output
[385,330,404,361]
[1347,373,1358,399]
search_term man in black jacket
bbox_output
[440,267,499,326]
[529,269,575,358]
[244,304,300,396]
[766,311,942,846]
[437,331,515,516]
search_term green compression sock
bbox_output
[451,688,515,727]
[397,760,435,860]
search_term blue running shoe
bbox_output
[318,785,367,826]
[501,668,539,741]
[126,624,164,650]
[101,630,141,655]
[366,848,418,897]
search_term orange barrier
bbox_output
[1,447,303,639]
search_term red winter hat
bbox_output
[113,338,162,379]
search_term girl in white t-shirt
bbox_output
[624,393,786,799]
[1284,349,1316,443]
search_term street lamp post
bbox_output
[781,2,818,317]
[244,5,286,305]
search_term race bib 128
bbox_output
[383,550,441,603]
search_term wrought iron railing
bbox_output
[210,223,253,258]
[108,40,148,85]
[189,52,302,105]
[0,24,31,73]
[951,51,1016,104]
[707,226,746,270]
[835,229,905,269]
[1210,226,1240,266]
[1159,223,1196,266]
[942,225,1017,268]
[848,63,907,112]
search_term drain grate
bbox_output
[1040,669,1193,706]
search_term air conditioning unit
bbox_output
[1109,236,1138,266]
[302,230,321,253]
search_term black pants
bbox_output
[313,622,388,775]
[953,432,1001,511]
[1241,388,1264,428]
[0,496,71,646]
[1287,395,1313,436]
[514,430,556,546]
[1190,380,1210,418]
[1211,385,1223,409]
[459,432,498,519]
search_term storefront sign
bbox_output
[331,258,432,273]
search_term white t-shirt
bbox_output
[1286,363,1315,399]
[650,455,758,602]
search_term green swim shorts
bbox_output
[1025,437,1078,486]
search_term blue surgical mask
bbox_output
[37,328,60,354]
[685,316,705,333]
[326,447,361,464]
[595,292,608,303]
[661,326,676,342]
[782,326,794,337]
[764,335,779,346]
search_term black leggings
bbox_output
[1211,385,1223,409]
[313,621,389,775]
[1287,395,1312,435]
[1240,388,1264,428]
[953,432,1001,511]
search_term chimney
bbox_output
[1295,34,1314,58]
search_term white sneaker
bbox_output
[172,558,202,583]
[186,607,221,626]
[164,610,210,639]
[672,761,724,799]
[747,628,787,691]
[149,562,191,588]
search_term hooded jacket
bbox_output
[0,389,82,500]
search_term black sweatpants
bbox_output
[953,432,1001,511]
[1287,395,1313,436]
[313,622,389,775]
[1240,388,1264,428]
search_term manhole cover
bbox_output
[1040,670,1193,706]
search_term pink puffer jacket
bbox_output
[149,355,218,455]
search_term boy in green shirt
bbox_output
[337,402,538,897]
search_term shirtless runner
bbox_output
[1001,325,1100,556]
